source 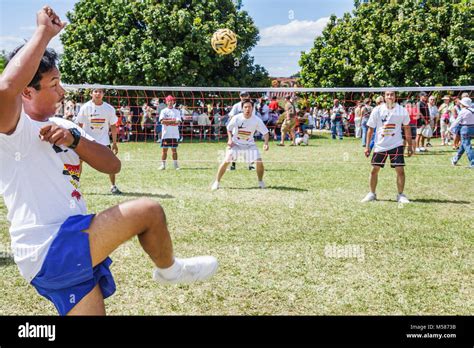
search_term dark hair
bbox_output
[241,99,254,108]
[7,45,58,90]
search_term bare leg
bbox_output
[172,148,178,161]
[216,161,230,182]
[370,165,381,193]
[395,166,406,194]
[86,198,174,269]
[67,198,174,316]
[67,284,105,316]
[109,174,116,186]
[162,148,168,161]
[256,159,264,181]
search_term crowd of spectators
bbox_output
[55,92,471,147]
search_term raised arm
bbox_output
[0,6,65,134]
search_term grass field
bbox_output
[1,133,473,315]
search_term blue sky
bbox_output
[0,0,355,77]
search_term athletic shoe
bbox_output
[230,163,236,170]
[361,192,377,203]
[153,256,218,285]
[397,193,410,204]
[249,165,255,170]
[420,147,427,152]
[111,186,122,195]
[159,164,166,170]
[174,164,180,170]
[415,147,421,153]
[211,181,220,191]
[258,181,266,189]
[468,165,474,169]
[426,142,432,147]
[451,157,458,166]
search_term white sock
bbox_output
[162,161,166,167]
[174,160,178,166]
[156,258,182,279]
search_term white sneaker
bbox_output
[258,181,266,189]
[451,157,458,166]
[211,181,220,191]
[415,147,421,153]
[397,193,410,204]
[159,164,166,170]
[420,147,427,152]
[174,164,180,170]
[361,192,377,203]
[153,256,218,285]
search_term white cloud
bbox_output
[259,18,329,47]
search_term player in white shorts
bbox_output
[211,99,269,190]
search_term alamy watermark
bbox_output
[324,243,365,262]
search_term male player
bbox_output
[159,95,182,170]
[77,88,122,194]
[0,6,217,316]
[361,90,413,203]
[211,99,269,190]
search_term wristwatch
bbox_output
[68,128,81,149]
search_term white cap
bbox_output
[460,97,472,108]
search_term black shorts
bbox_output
[161,138,179,148]
[371,146,405,168]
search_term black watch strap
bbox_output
[68,128,81,149]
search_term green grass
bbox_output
[1,134,473,315]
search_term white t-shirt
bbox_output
[159,107,182,139]
[367,103,410,153]
[227,113,269,146]
[229,101,257,118]
[260,104,270,122]
[0,112,94,282]
[76,100,117,146]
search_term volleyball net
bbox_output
[61,85,473,143]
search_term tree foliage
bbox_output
[299,0,473,87]
[60,0,269,87]
[0,52,6,74]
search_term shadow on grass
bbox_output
[0,257,15,267]
[85,192,175,199]
[179,167,213,170]
[266,168,298,172]
[410,198,472,204]
[415,152,449,156]
[227,186,308,192]
[377,198,471,204]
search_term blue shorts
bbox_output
[452,125,461,136]
[31,214,116,316]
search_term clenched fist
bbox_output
[37,6,66,38]
[39,124,74,148]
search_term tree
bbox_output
[299,0,473,87]
[0,52,6,74]
[60,0,269,87]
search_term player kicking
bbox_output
[0,6,217,316]
[211,99,269,190]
